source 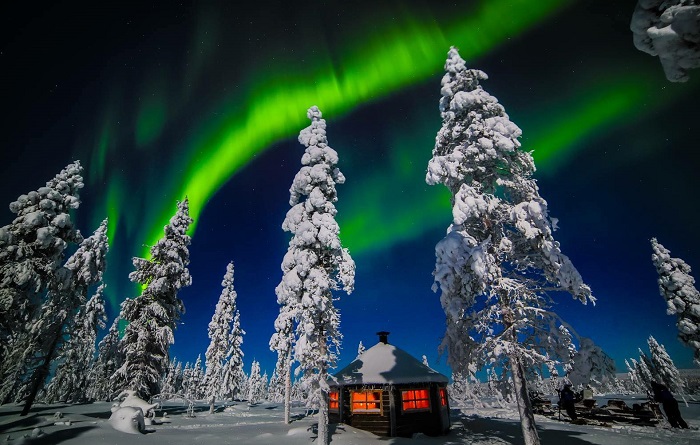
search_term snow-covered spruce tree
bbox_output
[630,0,700,82]
[651,238,700,366]
[647,335,686,395]
[45,285,107,403]
[221,319,246,401]
[203,261,245,413]
[181,362,194,398]
[567,337,616,390]
[625,359,644,393]
[271,106,355,441]
[0,161,84,398]
[247,360,264,404]
[426,47,594,445]
[87,315,123,401]
[19,219,108,415]
[267,368,285,403]
[114,198,192,399]
[190,354,205,400]
[638,351,657,390]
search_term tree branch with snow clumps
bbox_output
[651,237,700,366]
[631,0,700,82]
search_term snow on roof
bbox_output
[332,342,448,385]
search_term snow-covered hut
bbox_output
[329,332,450,437]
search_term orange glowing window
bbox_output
[351,390,381,413]
[402,389,430,411]
[439,388,448,407]
[329,391,339,411]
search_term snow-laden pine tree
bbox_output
[267,368,285,403]
[651,238,700,366]
[114,198,192,399]
[203,261,245,412]
[44,285,107,403]
[271,106,355,441]
[189,354,204,400]
[247,360,266,404]
[625,359,645,393]
[637,350,656,390]
[160,360,180,397]
[87,315,122,401]
[19,219,109,415]
[0,161,84,399]
[425,47,595,445]
[647,335,686,395]
[221,321,246,400]
[567,337,616,390]
[181,362,194,398]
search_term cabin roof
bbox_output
[331,341,448,385]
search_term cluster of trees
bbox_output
[626,335,688,397]
[0,104,356,445]
[0,162,250,417]
[1,43,698,445]
[425,46,699,445]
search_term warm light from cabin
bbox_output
[330,391,339,410]
[439,387,448,407]
[351,390,381,412]
[402,389,430,411]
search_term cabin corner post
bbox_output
[388,385,397,437]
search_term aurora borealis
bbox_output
[2,0,699,379]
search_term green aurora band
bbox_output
[139,0,575,258]
[336,70,695,256]
[91,0,698,310]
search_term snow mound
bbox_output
[109,406,145,434]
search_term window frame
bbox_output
[439,387,448,407]
[401,388,432,413]
[329,391,340,412]
[350,389,382,414]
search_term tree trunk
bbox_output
[284,353,291,424]
[21,325,62,416]
[318,388,329,445]
[209,395,215,414]
[318,333,329,445]
[509,353,540,445]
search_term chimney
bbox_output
[377,331,390,344]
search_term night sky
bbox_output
[2,0,699,380]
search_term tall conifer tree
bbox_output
[271,106,355,443]
[114,199,192,399]
[426,47,594,445]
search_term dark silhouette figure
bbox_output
[650,381,688,428]
[559,383,577,421]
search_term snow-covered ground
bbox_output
[2,395,699,445]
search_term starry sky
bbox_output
[1,0,699,380]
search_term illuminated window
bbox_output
[402,389,430,411]
[439,388,448,407]
[329,391,339,411]
[351,390,381,413]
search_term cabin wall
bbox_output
[393,383,450,437]
[330,383,450,438]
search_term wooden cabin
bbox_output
[329,332,450,437]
